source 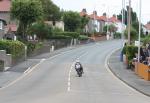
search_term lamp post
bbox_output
[127,0,131,45]
[122,0,125,43]
[138,0,142,62]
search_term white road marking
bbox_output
[67,52,88,92]
[0,48,76,90]
[1,59,46,90]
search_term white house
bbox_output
[143,23,150,35]
[0,18,6,39]
[80,10,106,34]
[45,21,64,31]
[108,15,126,33]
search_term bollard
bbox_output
[0,60,4,72]
[120,50,123,62]
[50,45,55,52]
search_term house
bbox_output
[0,18,6,39]
[0,0,17,37]
[143,23,150,35]
[80,9,107,34]
[88,11,101,33]
[98,13,107,32]
[80,9,126,36]
[108,15,126,33]
[0,0,12,24]
[45,21,64,31]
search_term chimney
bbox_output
[113,14,116,18]
[82,8,87,13]
[93,10,97,16]
[103,13,107,16]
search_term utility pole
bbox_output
[127,0,131,45]
[122,0,125,42]
[138,0,142,62]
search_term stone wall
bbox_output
[0,50,12,70]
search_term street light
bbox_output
[127,0,131,45]
[122,0,125,43]
[138,0,142,63]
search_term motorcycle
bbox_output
[75,62,83,77]
[75,67,83,77]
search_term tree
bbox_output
[117,9,128,25]
[103,24,117,34]
[80,16,89,30]
[11,0,43,39]
[117,6,138,25]
[63,11,81,32]
[41,0,61,21]
[124,27,138,41]
[27,21,53,40]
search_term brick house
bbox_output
[0,0,11,24]
[80,9,107,34]
[0,0,17,38]
[0,18,6,39]
[143,23,150,35]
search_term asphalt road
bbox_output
[0,40,150,103]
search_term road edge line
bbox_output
[0,48,77,90]
[105,48,150,97]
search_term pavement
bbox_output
[108,49,150,97]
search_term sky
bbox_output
[52,0,150,24]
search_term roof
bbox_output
[80,11,87,17]
[145,24,150,30]
[108,16,121,23]
[5,24,17,32]
[99,16,107,21]
[88,14,100,20]
[0,17,6,24]
[0,0,11,12]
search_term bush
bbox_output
[52,27,63,33]
[79,35,89,40]
[141,35,150,46]
[53,32,80,39]
[50,35,71,39]
[0,40,25,59]
[26,42,43,54]
[123,45,138,64]
[28,22,53,40]
[114,32,121,39]
[124,27,138,41]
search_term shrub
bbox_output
[53,32,80,39]
[114,32,121,39]
[78,35,89,40]
[52,27,63,33]
[0,40,25,59]
[124,27,138,41]
[141,35,150,46]
[50,35,71,39]
[26,42,43,54]
[28,22,53,40]
[123,45,138,64]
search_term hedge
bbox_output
[50,35,71,39]
[0,40,25,59]
[123,45,138,64]
[25,42,43,55]
[141,35,150,46]
[54,32,80,39]
[78,35,89,40]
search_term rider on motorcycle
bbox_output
[75,60,83,76]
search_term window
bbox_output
[0,21,2,30]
